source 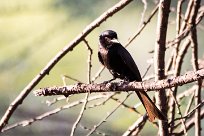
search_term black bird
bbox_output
[98,30,166,122]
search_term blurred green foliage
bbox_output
[0,0,204,136]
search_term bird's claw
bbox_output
[118,80,128,86]
[102,78,116,84]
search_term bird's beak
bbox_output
[110,38,120,44]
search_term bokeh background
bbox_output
[0,0,204,135]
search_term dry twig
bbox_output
[2,95,108,132]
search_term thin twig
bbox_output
[166,8,204,48]
[62,75,83,83]
[177,85,197,102]
[139,0,148,27]
[87,93,116,109]
[110,95,142,115]
[80,124,110,136]
[91,66,105,82]
[168,37,191,133]
[84,39,93,84]
[70,39,93,136]
[125,4,159,47]
[184,92,195,117]
[165,53,174,73]
[175,108,204,136]
[171,0,186,70]
[180,0,194,32]
[1,95,108,132]
[142,64,152,78]
[169,88,187,135]
[46,96,66,106]
[86,93,131,136]
[122,114,148,136]
[189,1,202,135]
[169,99,204,125]
[143,70,174,81]
[178,92,195,131]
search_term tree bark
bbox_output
[154,0,171,135]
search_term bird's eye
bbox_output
[105,36,111,39]
[105,36,109,40]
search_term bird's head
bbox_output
[99,30,120,48]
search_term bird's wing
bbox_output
[117,45,142,81]
[98,52,104,65]
[117,45,167,121]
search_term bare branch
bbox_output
[46,96,66,106]
[122,114,148,136]
[34,69,204,96]
[125,4,159,47]
[84,39,93,84]
[91,66,105,82]
[178,92,195,132]
[87,93,116,109]
[188,0,202,135]
[177,85,197,101]
[62,75,83,83]
[167,37,191,120]
[79,124,110,136]
[154,0,171,135]
[167,7,204,49]
[86,93,131,136]
[174,108,204,135]
[1,95,108,132]
[169,99,204,131]
[110,93,142,115]
[70,39,93,136]
[168,37,191,133]
[139,0,148,27]
[169,89,187,135]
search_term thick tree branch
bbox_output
[34,69,204,96]
[154,0,171,135]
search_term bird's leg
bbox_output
[103,77,116,84]
[118,79,129,86]
[61,75,70,99]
